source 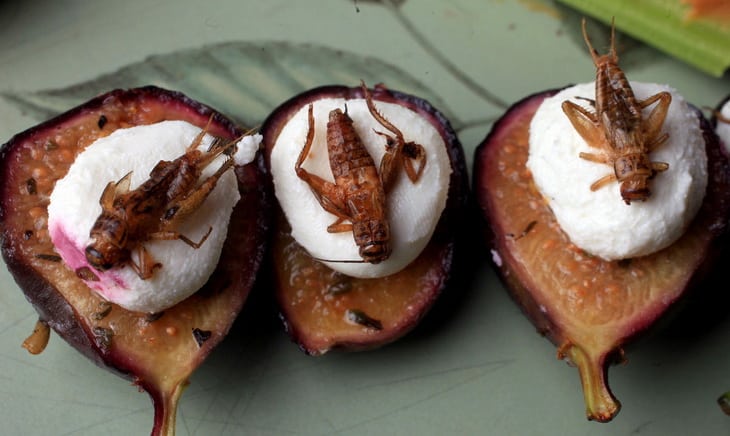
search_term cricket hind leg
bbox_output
[294,103,353,230]
[99,171,133,210]
[639,91,672,148]
[402,140,427,182]
[147,226,213,249]
[163,156,235,225]
[155,153,235,251]
[562,100,605,150]
[360,81,426,187]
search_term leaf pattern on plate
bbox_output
[1,41,461,130]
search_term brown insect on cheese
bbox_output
[85,121,238,279]
[561,19,672,205]
[294,82,427,263]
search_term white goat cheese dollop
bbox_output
[47,120,260,313]
[270,98,452,278]
[527,82,707,260]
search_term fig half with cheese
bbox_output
[473,88,730,422]
[711,95,730,415]
[0,86,270,435]
[261,83,468,355]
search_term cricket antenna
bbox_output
[310,256,366,264]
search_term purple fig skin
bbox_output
[0,86,271,435]
[711,94,730,416]
[260,83,470,355]
[473,88,730,422]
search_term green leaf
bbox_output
[1,41,460,129]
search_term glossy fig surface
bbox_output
[473,89,730,422]
[0,86,270,435]
[261,84,469,355]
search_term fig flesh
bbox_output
[473,89,730,422]
[260,84,469,355]
[0,86,270,435]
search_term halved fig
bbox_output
[473,89,730,422]
[711,94,730,415]
[260,83,469,355]
[0,86,270,435]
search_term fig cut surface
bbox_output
[473,89,730,422]
[261,84,469,355]
[0,86,270,436]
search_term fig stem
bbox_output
[561,343,621,422]
[151,381,187,436]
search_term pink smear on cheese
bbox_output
[49,220,129,301]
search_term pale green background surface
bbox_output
[1,1,729,435]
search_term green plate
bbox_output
[1,1,729,435]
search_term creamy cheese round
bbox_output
[527,82,707,260]
[47,120,259,313]
[270,98,451,278]
[716,99,730,153]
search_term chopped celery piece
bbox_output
[556,0,730,77]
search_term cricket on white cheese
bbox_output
[270,97,452,278]
[47,120,260,313]
[527,82,708,261]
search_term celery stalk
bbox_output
[555,0,730,77]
